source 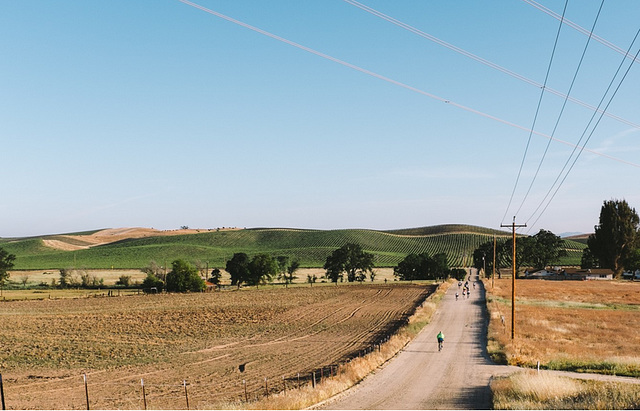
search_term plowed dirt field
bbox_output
[0,283,434,409]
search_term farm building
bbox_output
[526,268,613,281]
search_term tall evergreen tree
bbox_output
[587,199,640,278]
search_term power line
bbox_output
[512,0,605,219]
[502,0,569,225]
[344,0,640,130]
[175,0,640,169]
[523,0,640,65]
[526,30,640,232]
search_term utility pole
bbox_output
[501,217,526,340]
[492,235,496,289]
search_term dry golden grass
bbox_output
[485,279,640,376]
[492,370,640,409]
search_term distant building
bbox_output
[526,267,613,281]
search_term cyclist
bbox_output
[437,331,444,351]
[455,292,459,301]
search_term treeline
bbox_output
[470,199,640,279]
[140,243,463,293]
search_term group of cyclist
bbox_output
[442,276,481,350]
[455,280,474,301]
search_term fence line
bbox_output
[0,333,395,410]
[3,282,438,409]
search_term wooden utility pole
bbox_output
[492,235,496,289]
[501,217,526,340]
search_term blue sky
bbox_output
[2,0,639,237]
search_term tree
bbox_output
[430,253,450,279]
[587,199,640,278]
[226,253,250,287]
[142,260,164,281]
[59,268,79,288]
[502,236,535,276]
[527,229,567,270]
[209,268,222,285]
[394,252,449,281]
[394,253,424,281]
[450,268,467,281]
[323,243,374,283]
[166,259,205,292]
[0,247,16,296]
[580,247,599,269]
[116,275,131,287]
[142,273,164,291]
[285,259,300,285]
[472,239,507,278]
[247,254,279,286]
[276,256,289,283]
[622,248,640,272]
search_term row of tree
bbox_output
[471,229,566,276]
[470,199,640,279]
[225,254,300,287]
[393,252,466,281]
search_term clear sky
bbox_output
[2,0,639,238]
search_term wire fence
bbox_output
[0,333,400,410]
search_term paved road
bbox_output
[319,270,515,409]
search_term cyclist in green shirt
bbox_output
[437,331,444,351]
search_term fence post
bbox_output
[264,377,268,397]
[83,374,90,410]
[243,380,248,402]
[141,379,147,410]
[282,376,286,393]
[297,373,300,389]
[311,372,316,389]
[183,380,189,410]
[0,373,6,411]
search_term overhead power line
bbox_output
[502,0,569,225]
[522,0,640,65]
[176,0,640,169]
[512,0,605,220]
[344,0,640,130]
[526,31,640,232]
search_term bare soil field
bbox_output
[42,227,239,251]
[485,279,640,375]
[0,283,433,409]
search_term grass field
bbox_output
[0,225,585,270]
[0,282,436,409]
[491,370,640,409]
[485,279,640,377]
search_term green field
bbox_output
[1,225,586,270]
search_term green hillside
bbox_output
[2,225,586,270]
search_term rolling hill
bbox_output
[0,225,586,270]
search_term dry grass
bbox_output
[485,279,640,377]
[492,370,640,409]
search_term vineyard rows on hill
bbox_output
[4,226,586,270]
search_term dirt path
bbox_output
[319,270,517,409]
